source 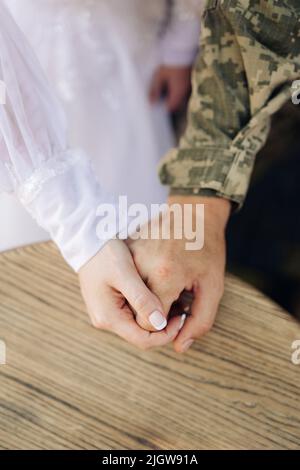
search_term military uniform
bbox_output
[159,0,300,207]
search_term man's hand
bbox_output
[126,196,231,353]
[79,239,184,350]
[149,65,192,112]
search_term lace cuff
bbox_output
[17,149,85,206]
[21,149,126,272]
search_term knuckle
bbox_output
[174,342,184,354]
[91,318,103,330]
[155,259,174,280]
[196,321,213,337]
[157,265,170,279]
[90,313,111,330]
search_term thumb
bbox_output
[118,266,167,332]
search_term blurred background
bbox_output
[226,102,300,320]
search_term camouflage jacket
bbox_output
[159,0,300,207]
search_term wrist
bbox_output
[168,195,231,232]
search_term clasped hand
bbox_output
[79,197,230,353]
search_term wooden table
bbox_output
[0,242,299,450]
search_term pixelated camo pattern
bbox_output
[159,0,300,207]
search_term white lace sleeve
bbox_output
[0,2,122,271]
[160,0,202,67]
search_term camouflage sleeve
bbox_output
[159,0,300,207]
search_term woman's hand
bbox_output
[149,65,192,112]
[78,239,184,350]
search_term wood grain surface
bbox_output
[0,242,299,450]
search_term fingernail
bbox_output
[149,310,167,331]
[179,314,186,330]
[181,339,194,353]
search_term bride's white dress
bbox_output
[0,1,200,264]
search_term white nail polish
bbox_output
[149,310,167,331]
[179,314,186,330]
